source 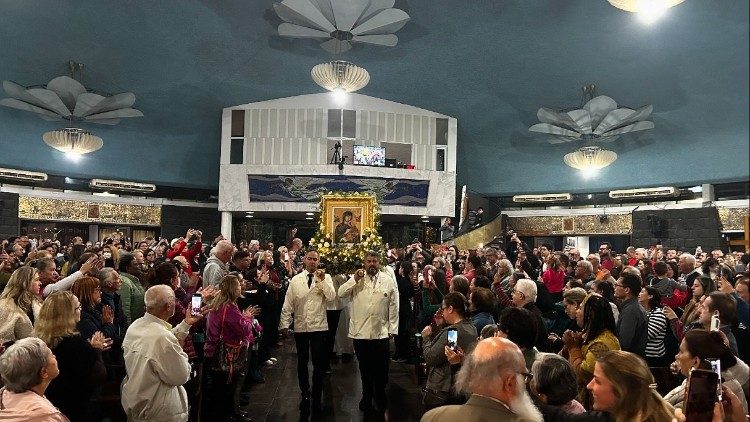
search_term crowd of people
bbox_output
[0,228,748,421]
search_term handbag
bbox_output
[210,305,249,382]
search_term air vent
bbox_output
[89,178,156,193]
[609,187,679,199]
[0,167,48,182]
[512,193,573,203]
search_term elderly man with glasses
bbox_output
[421,337,543,421]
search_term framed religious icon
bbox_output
[321,194,376,244]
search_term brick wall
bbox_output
[0,192,19,240]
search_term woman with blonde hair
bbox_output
[0,266,43,344]
[33,291,109,421]
[204,274,255,421]
[587,350,674,421]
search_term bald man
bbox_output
[421,337,543,421]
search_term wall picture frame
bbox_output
[321,194,376,244]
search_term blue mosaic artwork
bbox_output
[247,175,429,206]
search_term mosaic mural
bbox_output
[247,175,429,206]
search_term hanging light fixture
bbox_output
[608,0,686,24]
[42,128,103,157]
[0,61,143,157]
[564,146,618,178]
[311,60,370,95]
[529,84,654,145]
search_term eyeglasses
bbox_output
[613,283,623,288]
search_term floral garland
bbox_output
[309,192,386,276]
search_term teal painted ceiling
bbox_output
[0,0,747,195]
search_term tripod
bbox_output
[330,141,342,164]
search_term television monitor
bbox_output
[353,145,386,166]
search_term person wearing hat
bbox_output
[664,329,748,413]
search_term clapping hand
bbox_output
[257,269,270,284]
[89,331,113,351]
[562,329,582,348]
[198,285,218,301]
[101,305,115,324]
[421,325,432,338]
[243,305,261,318]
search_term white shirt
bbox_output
[121,313,192,422]
[42,271,84,298]
[338,269,399,340]
[279,270,336,333]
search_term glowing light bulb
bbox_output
[65,151,81,162]
[580,168,599,179]
[332,87,347,104]
[637,0,668,24]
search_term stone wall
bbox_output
[631,207,723,251]
[508,214,632,236]
[0,192,19,240]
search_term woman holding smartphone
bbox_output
[664,329,748,413]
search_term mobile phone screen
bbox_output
[684,369,719,421]
[191,294,202,316]
[447,328,458,351]
[708,359,723,401]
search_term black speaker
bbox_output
[646,214,665,236]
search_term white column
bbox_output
[221,212,233,242]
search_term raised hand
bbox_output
[79,256,97,275]
[199,285,217,300]
[354,268,365,282]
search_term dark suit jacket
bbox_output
[421,394,535,422]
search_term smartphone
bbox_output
[284,252,290,262]
[710,312,721,331]
[447,328,458,351]
[191,294,202,316]
[683,369,719,422]
[707,359,723,401]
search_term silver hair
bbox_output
[144,285,174,312]
[679,253,696,265]
[530,353,578,406]
[96,267,118,286]
[249,240,260,247]
[454,339,525,395]
[497,259,514,274]
[587,254,601,264]
[0,337,50,393]
[516,279,538,303]
[577,259,594,274]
